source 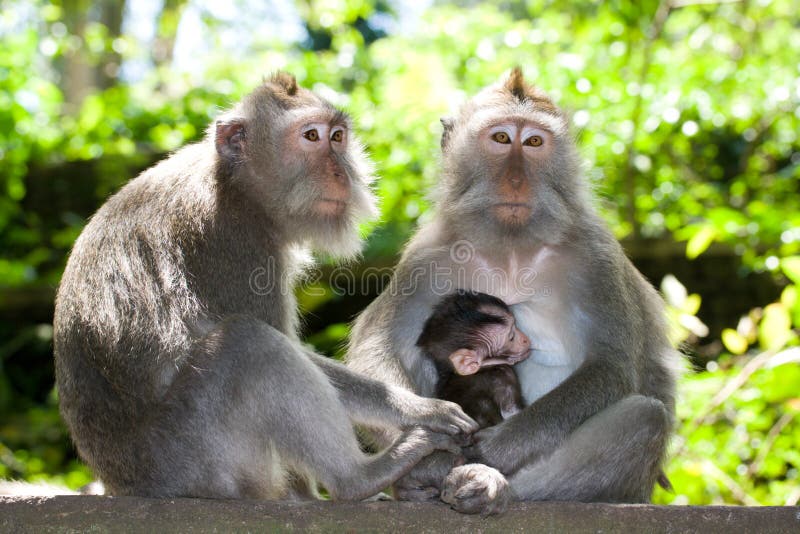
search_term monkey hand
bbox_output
[393,451,465,502]
[440,464,512,516]
[404,426,467,458]
[401,396,479,438]
[461,418,529,475]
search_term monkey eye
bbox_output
[330,129,344,143]
[491,131,511,144]
[524,135,544,147]
[303,129,320,142]
[509,329,515,341]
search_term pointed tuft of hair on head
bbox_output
[268,71,298,96]
[500,67,560,115]
[505,67,529,101]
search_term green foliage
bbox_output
[658,354,800,505]
[0,389,92,489]
[0,0,798,502]
[660,258,800,505]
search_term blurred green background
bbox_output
[1,0,799,505]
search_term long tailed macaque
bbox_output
[52,73,477,500]
[417,290,530,429]
[347,68,679,514]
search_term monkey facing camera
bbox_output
[348,68,679,515]
[417,290,530,430]
[53,73,477,501]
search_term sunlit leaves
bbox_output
[686,225,717,260]
[781,256,800,285]
[758,303,793,351]
[658,356,800,506]
[722,328,748,355]
[662,274,708,345]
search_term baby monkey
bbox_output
[418,290,674,493]
[416,290,531,429]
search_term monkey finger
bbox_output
[416,399,478,436]
[440,411,479,436]
[451,413,480,435]
[438,435,467,456]
[450,432,472,448]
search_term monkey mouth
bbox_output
[315,198,348,217]
[509,348,532,363]
[492,203,532,225]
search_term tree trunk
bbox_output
[153,0,188,66]
[96,0,126,89]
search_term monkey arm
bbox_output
[308,352,477,437]
[464,354,634,475]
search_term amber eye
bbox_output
[303,129,320,141]
[331,129,343,142]
[524,135,543,147]
[491,131,511,144]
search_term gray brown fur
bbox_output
[346,68,679,514]
[54,73,477,500]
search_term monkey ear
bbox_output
[215,120,245,160]
[440,117,455,150]
[449,349,481,376]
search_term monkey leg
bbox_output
[393,451,465,501]
[439,395,668,513]
[154,316,459,501]
[507,394,670,502]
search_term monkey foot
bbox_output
[440,464,512,516]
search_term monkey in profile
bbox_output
[417,290,531,429]
[50,73,477,501]
[348,68,679,514]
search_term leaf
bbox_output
[684,293,702,316]
[680,314,709,337]
[661,274,688,308]
[758,303,792,351]
[686,225,716,260]
[781,256,800,285]
[780,285,797,310]
[722,328,748,355]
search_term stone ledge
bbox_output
[2,496,798,533]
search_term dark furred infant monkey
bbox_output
[417,290,531,429]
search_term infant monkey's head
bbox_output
[417,290,531,376]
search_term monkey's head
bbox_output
[438,68,588,245]
[213,72,378,259]
[417,290,531,377]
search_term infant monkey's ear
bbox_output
[449,348,481,375]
